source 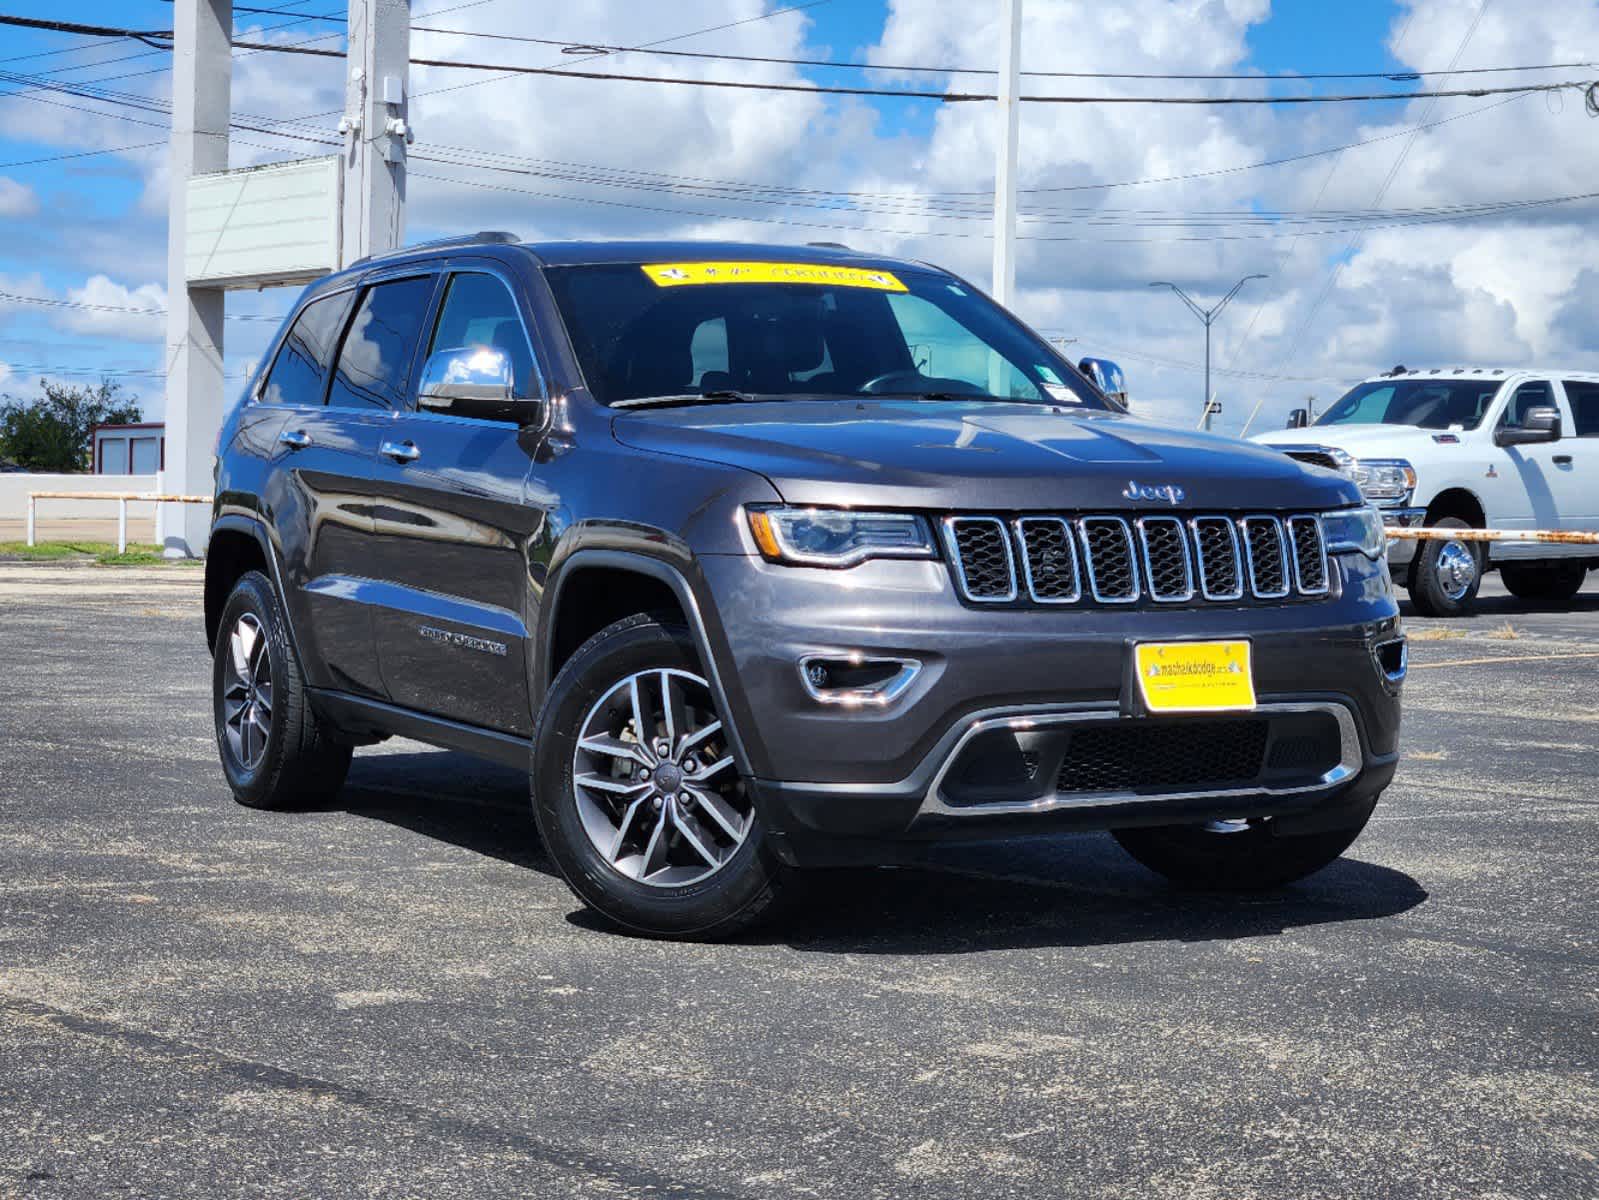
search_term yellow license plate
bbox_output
[1134,641,1256,713]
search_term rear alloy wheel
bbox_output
[1500,562,1587,605]
[1113,805,1376,890]
[1407,516,1483,617]
[533,614,786,939]
[213,570,352,810]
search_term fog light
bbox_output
[798,655,921,706]
[1374,637,1407,685]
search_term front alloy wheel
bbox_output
[572,667,751,887]
[221,613,274,771]
[533,613,786,939]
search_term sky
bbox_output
[0,0,1595,436]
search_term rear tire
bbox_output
[1113,802,1376,890]
[1500,562,1587,604]
[213,571,352,810]
[531,613,787,940]
[1407,516,1482,617]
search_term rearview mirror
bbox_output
[418,346,539,422]
[1286,408,1309,429]
[1495,404,1561,447]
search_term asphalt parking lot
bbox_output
[2,563,1595,1199]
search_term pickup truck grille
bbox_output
[942,513,1329,607]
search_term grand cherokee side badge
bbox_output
[419,626,509,657]
[1123,480,1186,505]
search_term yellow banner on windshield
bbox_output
[641,261,907,291]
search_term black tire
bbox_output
[1499,561,1587,604]
[1112,803,1376,890]
[213,570,352,810]
[1407,516,1483,617]
[532,614,787,940]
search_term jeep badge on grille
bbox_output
[1122,480,1186,505]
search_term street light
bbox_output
[1148,275,1267,431]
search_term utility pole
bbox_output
[158,0,231,558]
[991,0,1022,307]
[1148,274,1266,432]
[339,0,412,266]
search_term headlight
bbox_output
[1351,459,1416,504]
[1320,506,1386,559]
[746,507,936,568]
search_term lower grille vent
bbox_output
[1055,720,1270,794]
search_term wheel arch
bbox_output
[204,515,299,658]
[536,548,758,776]
[1423,486,1486,528]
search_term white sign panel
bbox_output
[185,156,340,288]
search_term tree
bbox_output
[0,379,143,473]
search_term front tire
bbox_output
[1112,803,1376,890]
[1500,561,1587,604]
[532,614,786,940]
[1407,516,1483,617]
[213,571,352,809]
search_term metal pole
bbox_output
[159,0,231,559]
[26,494,34,546]
[340,0,412,266]
[1203,318,1212,432]
[118,498,128,554]
[991,0,1022,307]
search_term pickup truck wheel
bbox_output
[1112,806,1375,891]
[213,570,352,809]
[532,614,786,940]
[1500,562,1587,604]
[1407,517,1482,617]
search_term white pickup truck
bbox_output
[1255,367,1597,616]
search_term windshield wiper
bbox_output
[612,390,760,411]
[875,390,1025,404]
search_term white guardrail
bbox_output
[1386,527,1599,546]
[26,491,212,553]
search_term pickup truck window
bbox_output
[543,264,1103,409]
[1498,381,1553,427]
[1562,381,1599,436]
[1317,377,1501,431]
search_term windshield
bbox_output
[543,260,1105,409]
[1316,377,1504,431]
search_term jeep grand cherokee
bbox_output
[205,235,1404,938]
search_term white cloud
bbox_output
[57,276,168,343]
[0,177,39,219]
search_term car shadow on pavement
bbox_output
[332,749,1428,952]
[762,840,1429,955]
[330,749,555,875]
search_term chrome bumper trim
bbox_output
[914,701,1362,820]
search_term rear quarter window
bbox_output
[1562,381,1599,436]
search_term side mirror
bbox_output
[1077,356,1128,408]
[1495,404,1561,447]
[1286,408,1309,429]
[418,346,539,422]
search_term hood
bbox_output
[613,399,1361,511]
[1252,423,1447,459]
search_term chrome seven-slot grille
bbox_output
[943,513,1329,606]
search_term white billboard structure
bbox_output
[185,157,341,290]
[159,0,411,557]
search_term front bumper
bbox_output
[1381,507,1427,567]
[697,551,1404,868]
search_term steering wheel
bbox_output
[859,370,982,396]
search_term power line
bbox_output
[2,14,1590,106]
[0,289,284,323]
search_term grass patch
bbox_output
[0,541,197,566]
[1406,626,1468,641]
[1484,621,1520,640]
[1407,749,1448,761]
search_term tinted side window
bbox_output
[326,276,436,410]
[426,272,538,399]
[1563,381,1599,437]
[261,291,353,406]
[1500,381,1552,427]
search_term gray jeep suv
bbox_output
[206,235,1405,938]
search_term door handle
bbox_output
[277,429,312,450]
[1553,454,1573,466]
[380,439,421,463]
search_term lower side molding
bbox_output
[309,689,532,770]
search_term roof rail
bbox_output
[806,241,853,251]
[353,231,520,267]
